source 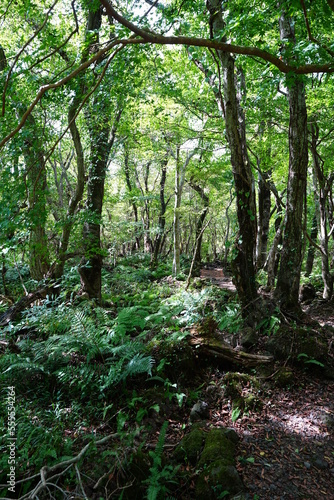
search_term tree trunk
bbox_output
[207,0,258,312]
[305,212,318,277]
[256,169,271,269]
[188,178,209,276]
[78,7,122,302]
[53,99,85,279]
[23,114,50,280]
[173,147,182,276]
[310,123,333,299]
[172,148,196,276]
[124,148,141,251]
[274,12,308,311]
[152,155,168,266]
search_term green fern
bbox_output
[1,303,153,398]
[144,422,179,500]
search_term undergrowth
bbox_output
[0,255,238,498]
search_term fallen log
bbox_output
[188,332,273,367]
[0,288,49,326]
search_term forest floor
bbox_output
[157,268,334,499]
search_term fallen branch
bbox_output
[189,332,273,367]
[0,287,49,326]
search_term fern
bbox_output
[144,422,179,500]
[0,303,153,398]
[146,421,168,500]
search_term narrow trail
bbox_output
[197,267,334,499]
[200,267,236,292]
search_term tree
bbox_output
[274,10,308,312]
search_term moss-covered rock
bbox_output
[198,429,235,467]
[223,372,259,398]
[266,326,328,364]
[223,372,262,415]
[175,426,244,499]
[195,463,244,499]
[240,327,259,349]
[274,366,294,387]
[174,427,206,465]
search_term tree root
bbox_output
[0,433,119,500]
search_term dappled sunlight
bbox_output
[268,408,332,438]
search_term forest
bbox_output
[1,0,334,498]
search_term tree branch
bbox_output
[99,0,334,75]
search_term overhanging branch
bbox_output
[99,0,334,75]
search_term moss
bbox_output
[274,367,294,387]
[195,463,244,499]
[199,429,235,467]
[266,326,328,364]
[224,372,259,397]
[174,427,205,465]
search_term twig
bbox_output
[15,433,119,499]
[75,464,88,500]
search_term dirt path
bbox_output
[200,267,236,292]
[197,267,334,499]
[211,372,334,499]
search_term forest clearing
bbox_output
[1,0,334,498]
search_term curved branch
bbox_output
[99,0,334,75]
[0,38,129,150]
[1,0,59,116]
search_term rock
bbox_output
[174,427,205,465]
[312,457,329,469]
[222,427,239,444]
[304,461,311,469]
[240,327,259,349]
[274,367,294,387]
[196,464,244,499]
[299,283,316,303]
[265,326,327,364]
[319,413,334,428]
[175,426,244,499]
[189,401,210,422]
[198,428,235,467]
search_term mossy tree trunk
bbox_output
[207,0,258,313]
[274,12,308,311]
[24,114,50,280]
[78,7,122,302]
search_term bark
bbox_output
[256,169,271,269]
[274,12,308,311]
[79,7,122,302]
[23,114,50,280]
[152,155,169,265]
[207,0,258,312]
[266,217,284,289]
[173,146,182,276]
[0,287,51,326]
[310,123,333,299]
[79,107,121,301]
[223,186,234,267]
[188,178,209,276]
[305,212,318,276]
[53,99,85,279]
[188,332,273,367]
